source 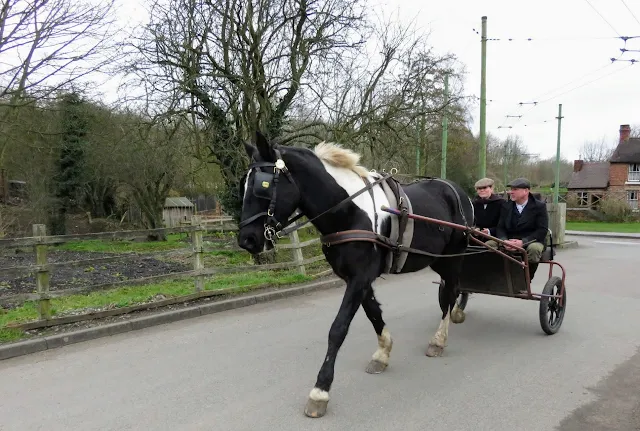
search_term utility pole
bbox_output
[441,73,449,179]
[503,141,508,188]
[553,103,563,204]
[478,15,488,178]
[416,97,425,175]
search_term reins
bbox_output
[239,148,491,260]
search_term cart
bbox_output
[381,206,567,335]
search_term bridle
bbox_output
[238,145,304,245]
[237,144,395,246]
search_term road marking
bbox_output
[594,240,640,246]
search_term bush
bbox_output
[599,196,633,222]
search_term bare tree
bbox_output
[297,14,469,174]
[0,0,119,103]
[578,137,616,162]
[0,0,121,169]
[125,0,372,219]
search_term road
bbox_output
[0,235,639,431]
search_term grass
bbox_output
[0,269,314,343]
[0,227,329,344]
[55,233,188,253]
[534,187,568,194]
[566,221,640,233]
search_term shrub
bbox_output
[599,195,633,222]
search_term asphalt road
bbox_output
[0,235,638,431]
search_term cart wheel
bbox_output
[539,276,566,335]
[438,281,469,311]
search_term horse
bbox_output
[237,131,474,418]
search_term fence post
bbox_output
[33,224,51,319]
[191,215,205,292]
[289,230,306,275]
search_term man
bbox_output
[485,177,549,279]
[471,177,504,241]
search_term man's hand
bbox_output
[504,239,523,251]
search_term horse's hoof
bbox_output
[304,398,328,418]
[451,308,466,324]
[426,344,444,357]
[365,359,387,374]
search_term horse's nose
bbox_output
[239,232,259,254]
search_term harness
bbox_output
[238,146,483,261]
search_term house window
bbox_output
[629,164,640,182]
[629,191,639,210]
[578,192,588,206]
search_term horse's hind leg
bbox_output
[427,259,462,357]
[304,278,367,418]
[362,285,393,374]
[444,279,466,324]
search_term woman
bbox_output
[472,177,505,239]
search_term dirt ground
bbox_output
[0,249,191,302]
[0,230,242,306]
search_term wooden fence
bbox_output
[0,216,327,331]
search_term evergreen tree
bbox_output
[50,93,87,235]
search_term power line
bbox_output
[493,44,633,130]
[497,118,553,130]
[584,0,622,37]
[470,28,640,42]
[621,0,640,28]
[536,63,633,104]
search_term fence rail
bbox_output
[0,216,328,331]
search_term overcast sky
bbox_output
[115,0,640,162]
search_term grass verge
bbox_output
[54,233,188,253]
[0,269,316,343]
[566,221,640,233]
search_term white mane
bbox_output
[313,142,370,178]
[312,142,390,233]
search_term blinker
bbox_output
[253,171,274,200]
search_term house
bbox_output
[567,124,640,210]
[608,124,640,210]
[567,160,609,208]
[162,197,195,227]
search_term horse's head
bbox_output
[237,131,301,255]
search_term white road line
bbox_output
[594,240,640,246]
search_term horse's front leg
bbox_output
[362,285,393,374]
[304,279,366,418]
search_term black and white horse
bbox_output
[237,132,474,418]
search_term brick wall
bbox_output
[609,163,628,191]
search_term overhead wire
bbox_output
[620,0,640,28]
[469,3,637,134]
[584,0,622,37]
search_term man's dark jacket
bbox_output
[496,193,549,245]
[472,193,504,236]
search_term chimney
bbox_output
[620,124,631,144]
[573,160,584,172]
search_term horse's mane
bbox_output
[313,142,370,178]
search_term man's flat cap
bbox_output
[474,177,494,188]
[507,177,531,189]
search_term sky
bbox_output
[111,0,640,162]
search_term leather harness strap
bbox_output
[320,229,489,259]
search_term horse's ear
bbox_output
[244,141,257,159]
[255,130,275,161]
